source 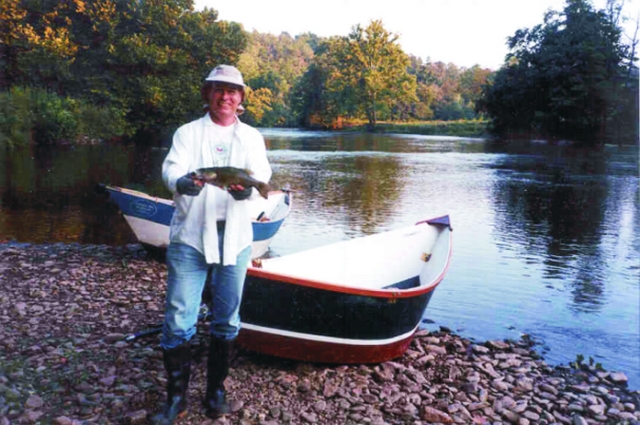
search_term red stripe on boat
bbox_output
[236,329,415,364]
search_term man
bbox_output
[150,65,272,423]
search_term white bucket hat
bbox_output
[205,65,245,87]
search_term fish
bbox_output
[190,166,271,199]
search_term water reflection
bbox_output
[488,146,638,315]
[0,135,638,388]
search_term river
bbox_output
[1,130,638,388]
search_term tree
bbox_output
[100,1,247,140]
[291,36,354,128]
[237,31,314,126]
[332,20,417,128]
[0,0,82,92]
[478,0,635,145]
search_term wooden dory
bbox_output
[237,216,453,364]
[102,185,292,259]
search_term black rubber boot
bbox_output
[203,337,232,418]
[149,342,192,424]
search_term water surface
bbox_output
[1,131,638,387]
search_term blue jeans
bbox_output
[160,236,251,349]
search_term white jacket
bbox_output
[162,114,272,265]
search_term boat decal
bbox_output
[129,199,158,218]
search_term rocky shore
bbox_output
[0,243,638,425]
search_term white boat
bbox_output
[101,185,292,259]
[238,216,453,363]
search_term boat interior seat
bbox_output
[382,276,421,290]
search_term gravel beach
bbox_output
[0,243,638,425]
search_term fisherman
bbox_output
[150,65,272,423]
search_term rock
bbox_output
[103,333,125,343]
[487,340,510,350]
[20,410,44,422]
[609,372,628,384]
[312,400,326,412]
[587,404,605,415]
[230,400,244,412]
[567,403,583,412]
[572,414,588,425]
[539,383,559,395]
[99,375,116,387]
[123,410,147,424]
[472,345,490,354]
[300,411,317,423]
[322,380,339,398]
[515,377,533,391]
[421,406,453,423]
[24,395,44,409]
[425,344,447,355]
[373,365,395,383]
[492,380,511,392]
[617,411,638,420]
[502,410,520,423]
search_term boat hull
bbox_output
[237,276,434,363]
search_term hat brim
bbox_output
[205,75,245,88]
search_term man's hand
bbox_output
[228,184,252,201]
[176,174,204,196]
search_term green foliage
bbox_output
[32,93,79,144]
[0,86,132,147]
[1,0,247,143]
[291,38,349,128]
[3,0,637,144]
[0,87,79,145]
[238,32,314,127]
[405,57,492,122]
[478,0,637,146]
[2,1,498,138]
[0,87,34,147]
[336,20,418,128]
[76,103,133,142]
[293,21,423,129]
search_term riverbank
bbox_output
[323,119,490,138]
[0,242,638,424]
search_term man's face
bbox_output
[208,83,243,123]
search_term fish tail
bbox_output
[256,182,271,199]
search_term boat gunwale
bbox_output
[105,185,175,206]
[105,185,290,208]
[247,224,453,299]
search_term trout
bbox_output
[190,166,271,199]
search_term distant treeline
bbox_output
[0,0,637,147]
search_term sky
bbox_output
[194,0,639,70]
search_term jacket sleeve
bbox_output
[162,126,192,194]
